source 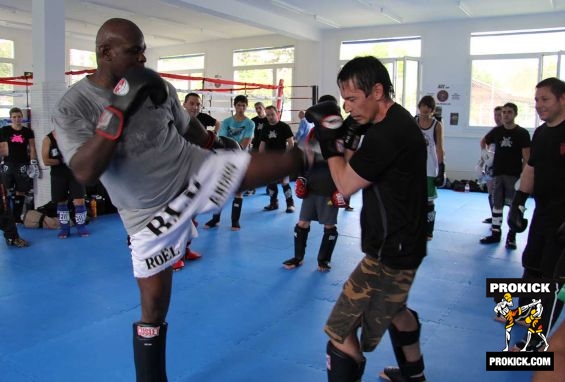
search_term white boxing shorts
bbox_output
[129,150,250,278]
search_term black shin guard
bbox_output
[283,184,293,204]
[326,341,366,382]
[426,203,435,238]
[318,227,338,264]
[13,194,24,222]
[133,322,168,382]
[231,197,243,226]
[294,225,310,261]
[387,309,425,381]
[267,183,278,198]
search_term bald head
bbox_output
[96,18,143,58]
[93,18,146,86]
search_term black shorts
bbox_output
[1,162,32,193]
[51,173,86,202]
[522,210,564,278]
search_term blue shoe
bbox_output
[76,224,90,237]
[58,227,70,239]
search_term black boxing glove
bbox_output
[96,66,168,141]
[342,116,369,151]
[305,101,345,160]
[204,131,241,150]
[507,191,529,233]
[435,162,446,188]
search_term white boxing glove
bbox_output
[27,159,40,179]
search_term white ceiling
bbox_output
[0,0,563,47]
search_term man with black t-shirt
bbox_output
[260,105,295,212]
[480,102,531,249]
[306,56,427,382]
[183,93,220,133]
[246,102,269,196]
[508,77,565,353]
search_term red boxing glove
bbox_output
[329,191,347,208]
[295,176,308,199]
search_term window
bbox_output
[340,37,421,114]
[233,46,294,121]
[469,29,565,128]
[158,54,205,103]
[0,38,15,119]
[68,49,96,86]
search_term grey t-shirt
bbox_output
[52,76,210,234]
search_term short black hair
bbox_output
[234,95,248,106]
[317,94,337,103]
[536,77,565,99]
[503,102,518,115]
[337,56,395,100]
[9,107,22,116]
[418,95,436,110]
[184,92,200,102]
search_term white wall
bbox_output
[321,12,565,179]
[3,11,565,181]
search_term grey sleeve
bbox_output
[167,83,190,136]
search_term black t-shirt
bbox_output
[46,132,73,177]
[349,103,427,269]
[307,158,336,197]
[485,125,531,177]
[528,120,565,214]
[251,116,268,150]
[261,121,293,152]
[197,113,217,129]
[0,125,34,164]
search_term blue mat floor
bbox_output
[0,188,560,381]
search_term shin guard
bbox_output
[57,203,70,238]
[387,309,425,381]
[267,183,278,198]
[318,227,338,264]
[74,204,89,236]
[294,225,310,261]
[231,197,243,226]
[283,183,293,204]
[133,322,168,382]
[426,203,435,238]
[13,194,24,222]
[326,341,366,382]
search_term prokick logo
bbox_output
[486,278,555,371]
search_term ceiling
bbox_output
[0,0,563,47]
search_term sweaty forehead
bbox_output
[339,79,361,93]
[100,20,144,48]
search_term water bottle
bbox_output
[90,196,97,218]
[464,182,470,193]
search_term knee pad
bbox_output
[133,322,168,382]
[326,341,366,382]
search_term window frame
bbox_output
[468,28,565,129]
[232,46,294,121]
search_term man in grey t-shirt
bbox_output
[52,18,309,382]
